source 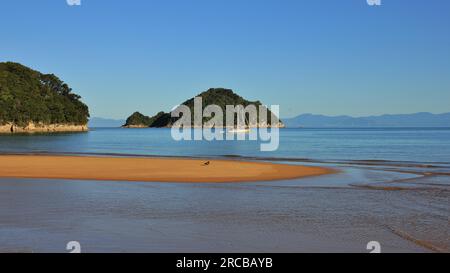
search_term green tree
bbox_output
[0,62,89,126]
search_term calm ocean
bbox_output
[0,128,449,252]
[1,127,450,162]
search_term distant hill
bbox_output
[0,62,89,133]
[89,117,125,128]
[283,112,450,128]
[122,111,167,128]
[123,88,283,128]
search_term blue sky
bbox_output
[1,0,449,119]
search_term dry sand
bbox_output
[0,155,333,183]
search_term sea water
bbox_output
[0,128,449,252]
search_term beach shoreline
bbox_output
[0,155,334,183]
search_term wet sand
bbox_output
[0,157,448,252]
[0,155,333,183]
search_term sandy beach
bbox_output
[0,155,332,183]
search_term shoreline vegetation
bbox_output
[0,155,334,183]
[0,62,89,134]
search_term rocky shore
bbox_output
[0,122,88,134]
[121,125,150,128]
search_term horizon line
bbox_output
[90,111,450,121]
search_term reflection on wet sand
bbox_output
[385,226,448,253]
[222,155,450,252]
[0,156,448,253]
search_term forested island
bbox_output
[123,88,284,128]
[124,111,172,128]
[0,62,89,133]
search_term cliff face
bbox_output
[0,122,88,134]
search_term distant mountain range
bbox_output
[89,117,125,128]
[282,112,450,128]
[91,112,450,128]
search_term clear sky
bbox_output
[1,0,449,119]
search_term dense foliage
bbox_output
[124,111,172,127]
[182,88,263,110]
[182,88,267,125]
[0,62,89,126]
[124,111,153,126]
[124,88,281,128]
[148,111,173,127]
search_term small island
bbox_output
[123,111,171,128]
[123,88,284,128]
[0,62,89,133]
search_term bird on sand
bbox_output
[202,161,211,166]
